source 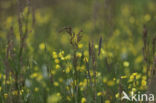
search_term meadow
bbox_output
[0,0,156,103]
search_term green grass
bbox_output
[0,0,156,103]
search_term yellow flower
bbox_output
[142,75,147,80]
[55,59,60,63]
[76,52,82,58]
[34,87,39,92]
[20,89,24,95]
[52,51,57,59]
[144,14,151,22]
[57,92,61,96]
[83,57,88,63]
[132,72,137,76]
[135,74,141,79]
[59,51,64,58]
[132,88,136,92]
[121,75,127,79]
[65,67,70,73]
[116,79,120,84]
[78,43,83,48]
[4,93,8,99]
[36,74,43,81]
[128,73,135,82]
[54,82,59,87]
[66,86,70,91]
[101,49,106,57]
[51,70,56,75]
[84,50,89,57]
[95,44,98,49]
[39,43,45,50]
[80,65,85,72]
[47,93,62,103]
[3,75,6,79]
[56,64,60,69]
[12,90,18,95]
[103,77,107,83]
[115,93,119,98]
[97,92,102,96]
[61,57,65,60]
[141,80,147,86]
[81,97,86,103]
[107,80,115,86]
[6,80,10,84]
[30,73,38,78]
[65,54,71,60]
[105,100,110,103]
[123,61,129,67]
[79,82,83,87]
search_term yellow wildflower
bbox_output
[30,73,38,78]
[65,67,70,73]
[54,82,59,87]
[142,75,147,80]
[47,93,62,103]
[103,77,107,83]
[59,51,64,58]
[105,100,110,103]
[97,92,102,96]
[132,88,136,92]
[56,92,61,96]
[4,93,8,99]
[51,70,56,75]
[39,43,45,50]
[83,57,88,63]
[121,75,127,79]
[107,80,115,86]
[65,54,71,60]
[84,50,89,57]
[123,61,129,67]
[12,90,18,95]
[95,44,98,49]
[52,51,57,59]
[81,97,86,103]
[55,59,60,63]
[141,80,147,86]
[115,93,119,98]
[34,87,39,92]
[56,64,60,69]
[144,14,151,22]
[76,52,82,58]
[78,43,83,48]
[20,89,24,95]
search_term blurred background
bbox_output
[0,0,156,49]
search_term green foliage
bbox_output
[0,0,156,103]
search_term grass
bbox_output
[0,0,156,103]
